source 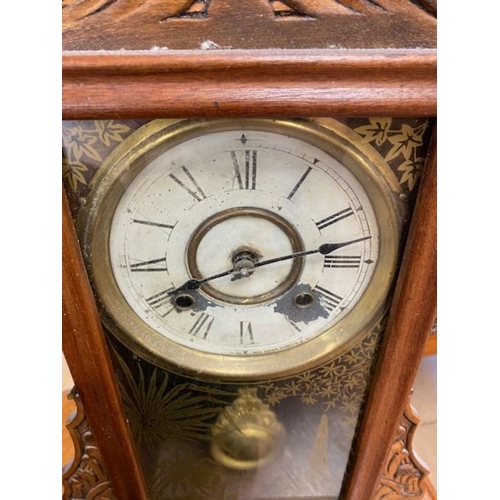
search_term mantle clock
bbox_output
[62,1,437,499]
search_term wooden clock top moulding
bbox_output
[62,0,437,120]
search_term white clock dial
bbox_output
[109,128,378,356]
[83,119,401,379]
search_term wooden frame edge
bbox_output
[62,185,149,500]
[62,49,436,119]
[343,127,437,499]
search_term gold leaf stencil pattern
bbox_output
[62,119,147,213]
[113,349,234,455]
[353,118,431,191]
[62,117,432,216]
[260,321,383,428]
[62,120,133,190]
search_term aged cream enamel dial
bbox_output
[81,119,402,380]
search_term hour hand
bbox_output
[317,236,373,255]
[167,268,235,295]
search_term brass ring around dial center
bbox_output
[186,207,304,305]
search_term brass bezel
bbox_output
[79,118,404,382]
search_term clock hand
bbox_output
[168,268,236,294]
[168,235,372,295]
[254,236,372,269]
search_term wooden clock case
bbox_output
[62,1,437,499]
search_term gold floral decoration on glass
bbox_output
[62,157,88,194]
[354,118,431,191]
[113,350,234,455]
[62,120,133,193]
[259,322,383,429]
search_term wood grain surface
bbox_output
[62,0,436,119]
[62,50,436,119]
[62,0,437,119]
[62,186,149,500]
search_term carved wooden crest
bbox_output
[62,0,436,51]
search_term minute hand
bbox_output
[253,235,373,269]
[168,236,372,295]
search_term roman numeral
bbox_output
[132,219,176,235]
[189,313,215,338]
[230,150,257,190]
[323,255,361,269]
[240,321,254,344]
[285,317,302,332]
[315,207,354,231]
[130,257,168,272]
[145,288,174,309]
[287,166,312,200]
[160,306,175,318]
[169,166,207,202]
[314,285,343,313]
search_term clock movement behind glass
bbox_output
[62,1,436,499]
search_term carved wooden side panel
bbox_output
[62,390,117,500]
[373,399,430,499]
